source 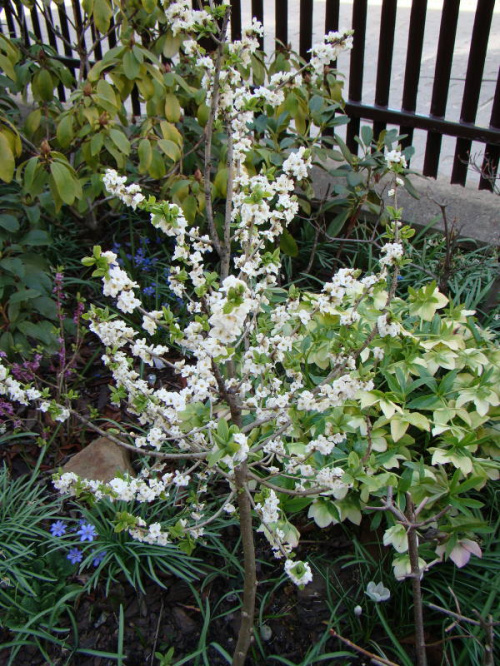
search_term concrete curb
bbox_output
[311,168,500,246]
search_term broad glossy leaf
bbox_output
[0,133,15,183]
[50,162,77,205]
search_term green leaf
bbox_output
[158,138,180,162]
[56,114,74,148]
[0,133,15,183]
[24,108,42,136]
[9,288,43,304]
[34,68,54,102]
[213,168,228,198]
[149,150,166,179]
[123,50,140,80]
[138,138,152,173]
[347,171,365,187]
[93,0,113,33]
[32,296,58,319]
[22,156,40,191]
[327,208,350,237]
[361,125,373,146]
[180,195,197,224]
[0,214,20,232]
[90,132,104,156]
[162,31,182,58]
[20,230,51,246]
[96,79,118,112]
[160,121,183,147]
[0,257,25,278]
[164,93,181,123]
[279,229,298,257]
[109,128,131,155]
[17,320,55,344]
[0,53,17,81]
[50,162,77,205]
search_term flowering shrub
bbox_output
[0,2,498,663]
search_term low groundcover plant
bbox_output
[0,3,498,665]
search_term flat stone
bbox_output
[62,436,134,483]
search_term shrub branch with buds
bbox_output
[1,3,498,664]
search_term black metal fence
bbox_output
[1,0,499,190]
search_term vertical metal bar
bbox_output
[479,69,500,191]
[43,4,60,52]
[451,0,495,186]
[423,0,460,178]
[71,0,88,52]
[346,0,367,153]
[108,16,117,48]
[299,0,313,62]
[251,0,264,49]
[71,0,89,76]
[30,5,43,41]
[275,0,288,47]
[373,0,397,139]
[13,0,30,45]
[131,87,141,116]
[3,3,18,38]
[400,0,428,150]
[43,3,67,102]
[230,0,242,41]
[322,0,340,146]
[91,22,103,61]
[325,0,340,34]
[57,2,74,74]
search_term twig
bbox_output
[426,603,500,629]
[221,126,234,279]
[68,409,208,460]
[150,599,164,665]
[329,629,400,666]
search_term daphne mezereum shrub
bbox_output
[0,2,499,662]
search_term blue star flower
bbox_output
[92,550,106,567]
[67,548,83,565]
[77,522,98,543]
[50,520,67,537]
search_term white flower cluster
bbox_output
[255,490,280,525]
[284,559,313,586]
[305,433,345,456]
[164,0,211,36]
[102,169,145,209]
[379,242,404,267]
[309,29,354,74]
[385,149,407,170]
[100,252,142,314]
[377,313,401,338]
[0,6,413,589]
[0,362,70,421]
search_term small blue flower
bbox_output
[50,520,67,537]
[77,522,98,543]
[67,548,83,565]
[92,550,106,567]
[144,285,156,296]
